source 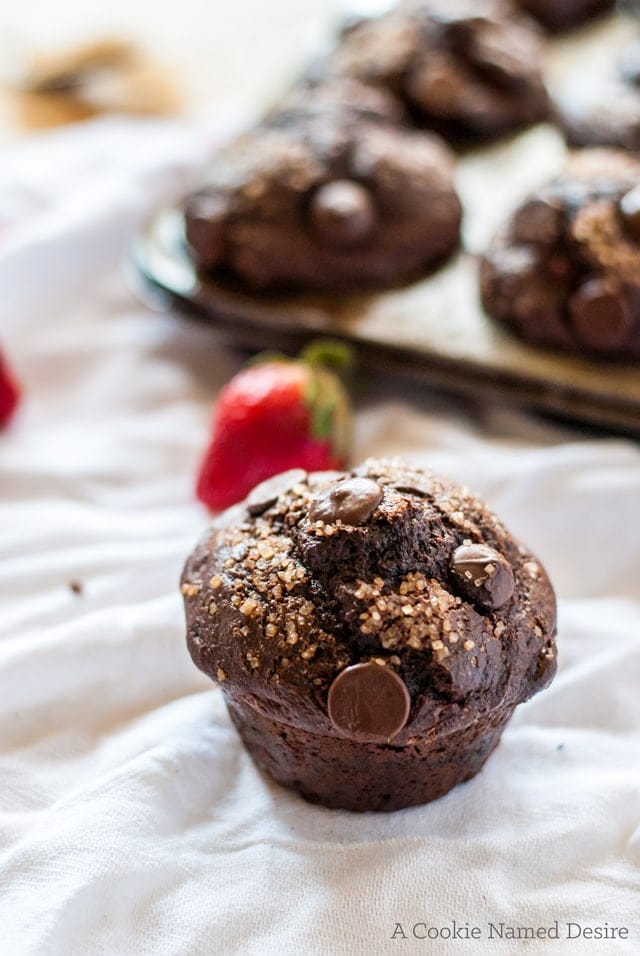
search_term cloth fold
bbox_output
[1,119,639,955]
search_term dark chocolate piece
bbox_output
[309,180,377,247]
[568,280,634,351]
[327,662,411,743]
[246,468,307,516]
[309,477,383,525]
[451,543,514,610]
[511,198,564,245]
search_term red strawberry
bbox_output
[196,341,352,511]
[0,348,21,428]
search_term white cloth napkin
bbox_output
[1,118,639,956]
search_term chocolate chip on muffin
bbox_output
[451,543,515,610]
[515,0,614,32]
[311,0,549,143]
[184,101,462,291]
[308,476,384,524]
[327,661,411,743]
[555,43,640,152]
[181,458,557,811]
[480,150,640,359]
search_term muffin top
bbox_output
[182,459,557,745]
[313,0,548,142]
[480,150,640,358]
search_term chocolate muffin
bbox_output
[312,0,549,143]
[556,43,640,152]
[480,150,640,358]
[515,0,614,32]
[184,100,462,291]
[181,459,557,812]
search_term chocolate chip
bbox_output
[568,279,634,351]
[469,34,527,92]
[309,477,383,525]
[511,198,563,245]
[309,180,376,247]
[619,187,640,243]
[451,543,514,610]
[327,662,410,743]
[407,62,464,117]
[246,468,307,516]
[440,15,491,58]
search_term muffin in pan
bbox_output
[183,97,462,292]
[480,150,640,359]
[181,459,557,812]
[310,0,549,143]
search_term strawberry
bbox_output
[0,348,21,428]
[196,340,352,511]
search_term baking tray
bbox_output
[131,15,640,433]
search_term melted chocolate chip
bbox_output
[619,186,640,244]
[469,35,527,92]
[511,198,563,245]
[246,469,307,516]
[309,477,383,525]
[406,62,461,117]
[309,180,377,247]
[327,662,410,743]
[451,543,514,610]
[569,280,634,351]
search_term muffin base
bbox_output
[226,699,513,812]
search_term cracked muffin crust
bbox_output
[181,459,557,811]
[184,98,462,292]
[480,150,640,358]
[311,0,549,143]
